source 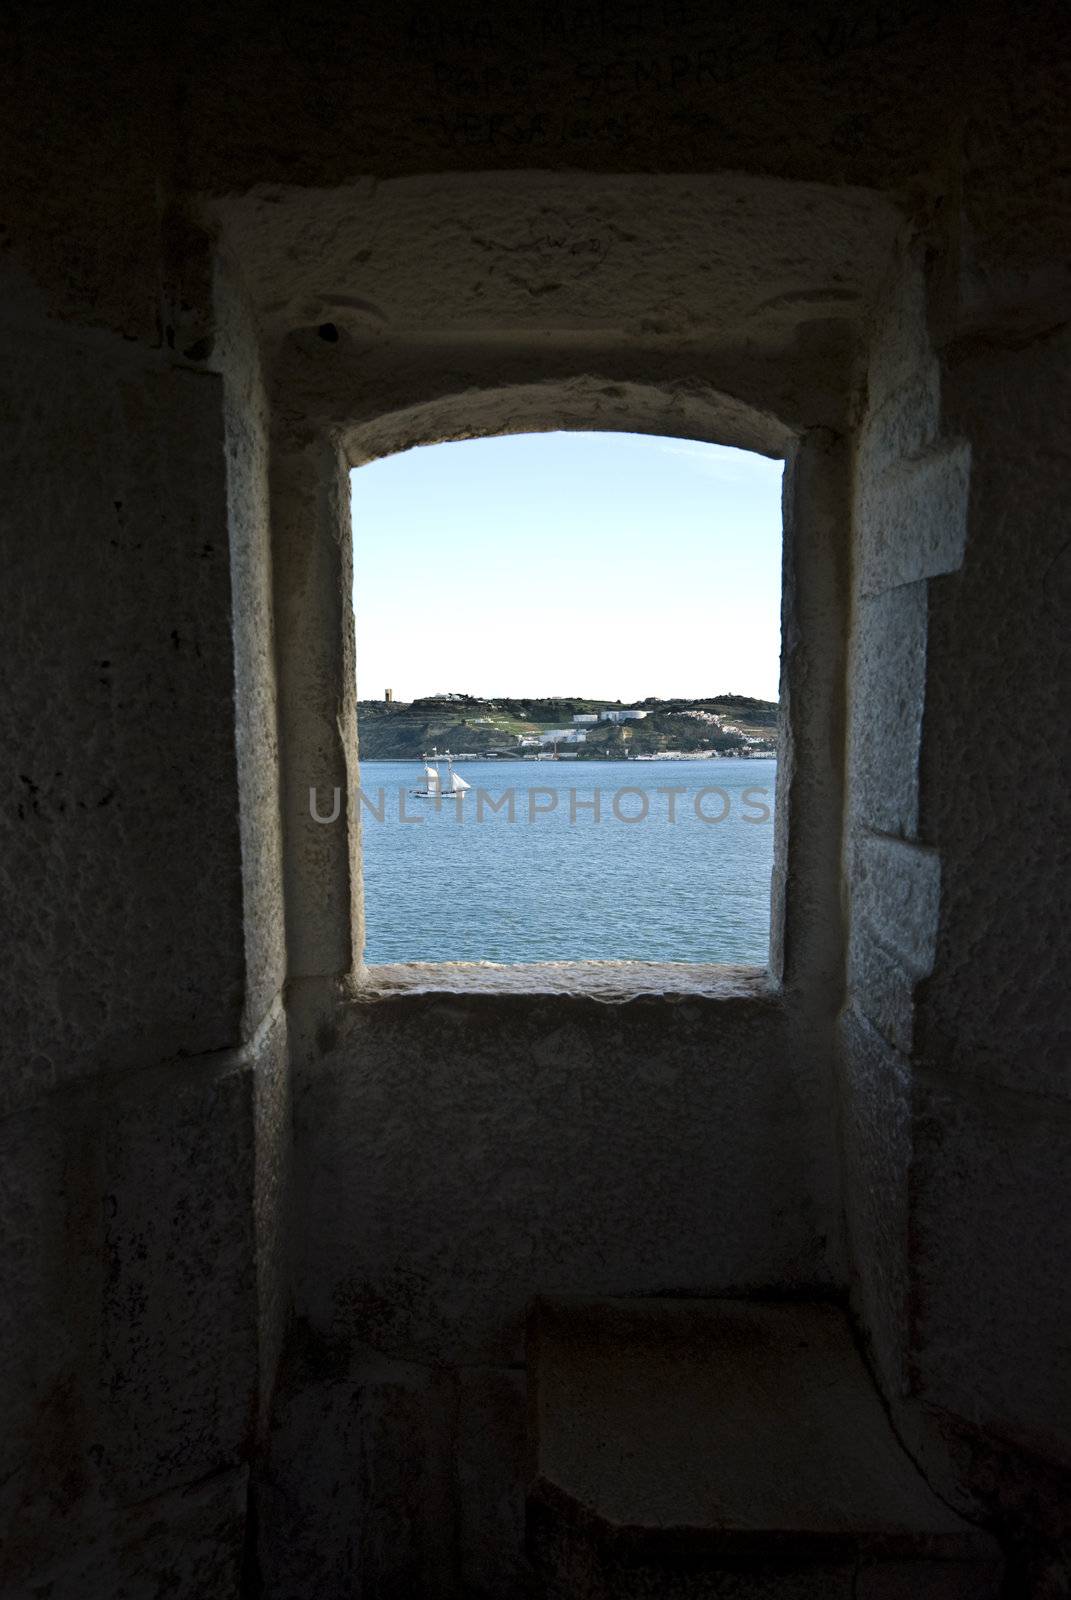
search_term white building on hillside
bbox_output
[599,708,649,724]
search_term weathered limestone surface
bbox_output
[1,11,1064,328]
[839,233,1071,1570]
[0,243,279,1600]
[0,4,1068,1594]
[528,1298,1002,1598]
[251,1003,293,1432]
[847,584,928,843]
[293,987,838,1369]
[456,1366,532,1598]
[257,1350,536,1599]
[885,327,1071,1528]
[919,328,1071,1100]
[245,158,864,1583]
[847,832,940,1055]
[271,436,361,981]
[223,171,894,340]
[258,1349,457,1600]
[837,1008,913,1401]
[216,255,289,1039]
[840,246,943,1409]
[771,428,849,1003]
[3,1467,249,1600]
[260,977,843,1593]
[911,1070,1071,1461]
[855,439,970,598]
[0,319,247,1098]
[0,1050,258,1590]
[219,171,896,490]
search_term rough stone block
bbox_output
[849,932,914,1056]
[294,988,834,1367]
[837,1007,912,1400]
[864,246,934,418]
[911,1070,1071,1464]
[848,582,927,839]
[528,1298,1002,1599]
[847,831,940,1053]
[856,1558,1001,1598]
[95,1056,258,1503]
[0,1099,100,1581]
[774,426,850,998]
[457,1366,536,1598]
[0,329,246,1096]
[529,1529,857,1598]
[850,832,941,970]
[252,1004,292,1428]
[857,365,941,480]
[272,436,360,981]
[5,1465,247,1600]
[917,331,1071,1100]
[857,438,970,597]
[1,1049,260,1577]
[217,259,288,1037]
[851,242,940,486]
[258,1354,454,1600]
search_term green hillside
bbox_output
[356,693,778,760]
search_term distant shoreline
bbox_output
[359,754,777,763]
[357,694,778,761]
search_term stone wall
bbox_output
[227,161,879,1590]
[259,969,841,1595]
[0,5,1068,1596]
[912,314,1071,1562]
[0,206,289,1600]
[839,229,1071,1583]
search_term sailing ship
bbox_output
[411,749,471,800]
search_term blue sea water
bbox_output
[358,757,777,965]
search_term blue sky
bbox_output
[350,431,784,703]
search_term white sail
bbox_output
[413,752,465,798]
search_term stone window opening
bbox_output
[221,173,876,1009]
[346,429,784,972]
[269,393,846,1009]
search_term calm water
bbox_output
[358,758,777,965]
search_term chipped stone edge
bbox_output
[347,960,776,1004]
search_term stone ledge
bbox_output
[527,1297,1002,1597]
[351,961,775,1003]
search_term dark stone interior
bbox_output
[1,6,1067,1596]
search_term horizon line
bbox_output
[358,691,780,704]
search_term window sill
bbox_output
[350,961,774,1004]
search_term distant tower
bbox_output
[385,687,393,703]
